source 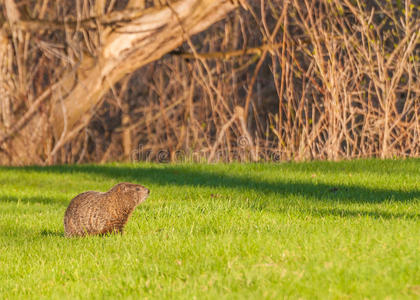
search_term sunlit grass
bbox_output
[0,159,419,299]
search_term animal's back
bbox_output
[64,191,108,237]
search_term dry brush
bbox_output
[0,0,419,165]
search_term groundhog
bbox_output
[64,182,149,237]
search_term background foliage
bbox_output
[0,0,419,164]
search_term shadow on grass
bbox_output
[40,230,64,237]
[306,208,419,220]
[262,159,420,177]
[1,162,419,220]
[3,163,418,205]
[0,195,68,206]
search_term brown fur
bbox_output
[64,182,149,237]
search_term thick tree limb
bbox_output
[51,0,239,137]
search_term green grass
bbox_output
[0,159,419,299]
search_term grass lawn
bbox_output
[0,159,419,299]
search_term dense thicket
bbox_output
[0,0,419,164]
